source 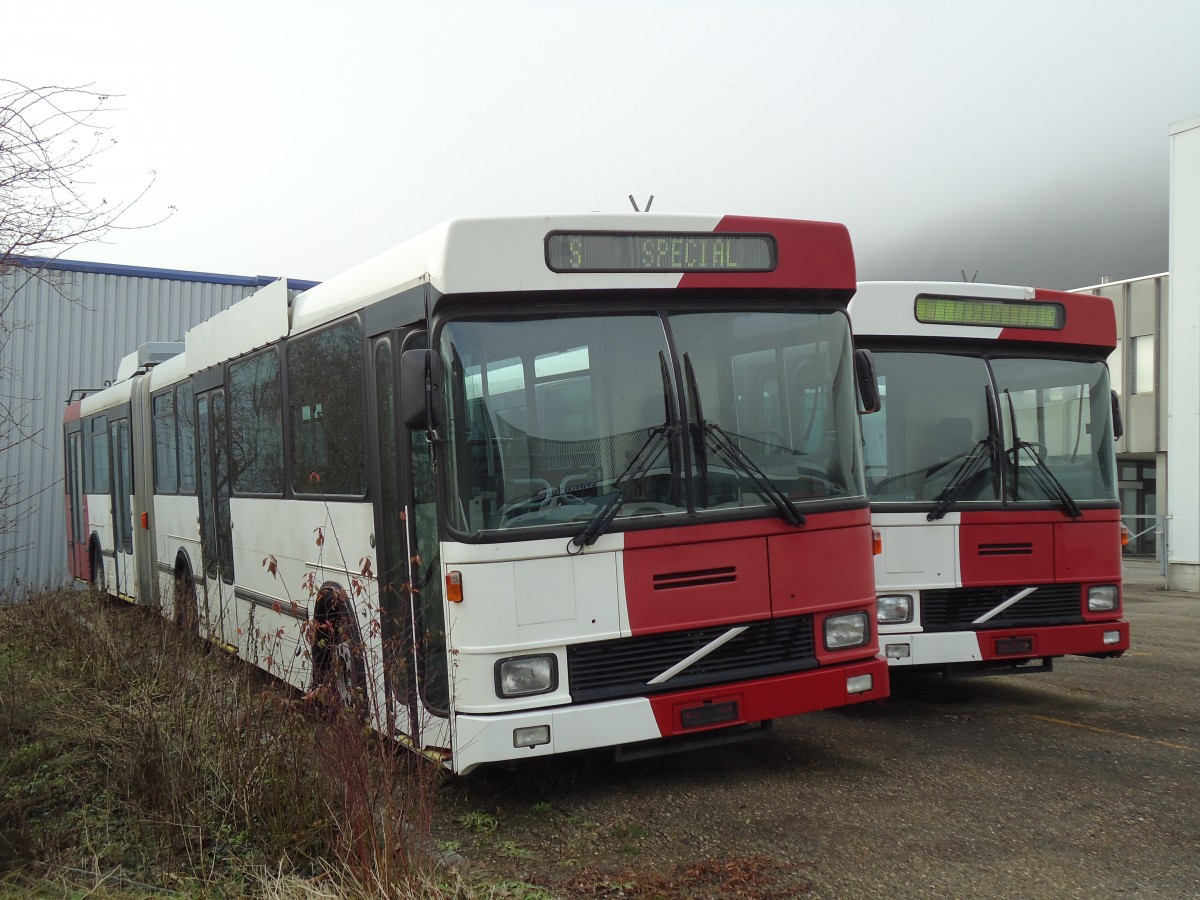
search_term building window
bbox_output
[1132,335,1154,395]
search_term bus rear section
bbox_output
[851,282,1128,676]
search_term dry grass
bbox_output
[0,587,456,898]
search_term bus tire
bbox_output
[173,558,199,639]
[89,540,107,597]
[309,581,367,710]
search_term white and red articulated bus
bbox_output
[64,214,889,773]
[849,282,1129,676]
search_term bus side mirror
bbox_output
[1111,390,1123,441]
[400,349,441,431]
[855,348,881,414]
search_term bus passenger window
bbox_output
[287,320,366,496]
[90,417,110,494]
[176,381,196,494]
[229,348,284,495]
[152,391,178,493]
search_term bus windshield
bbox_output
[439,306,864,537]
[992,357,1116,504]
[863,351,1116,507]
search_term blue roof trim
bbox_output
[9,256,320,291]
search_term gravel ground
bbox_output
[434,563,1199,899]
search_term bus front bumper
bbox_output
[879,621,1131,669]
[449,657,889,774]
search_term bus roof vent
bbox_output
[113,342,185,383]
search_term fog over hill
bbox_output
[856,167,1168,291]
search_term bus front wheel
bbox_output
[308,581,367,710]
[90,542,107,596]
[173,564,199,638]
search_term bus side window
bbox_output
[287,319,367,496]
[90,416,110,494]
[176,381,196,494]
[153,390,178,493]
[229,348,284,495]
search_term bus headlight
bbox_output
[876,594,913,624]
[495,654,558,698]
[824,612,870,650]
[1087,585,1119,612]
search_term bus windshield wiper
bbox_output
[927,436,997,521]
[1012,440,1082,518]
[685,351,804,524]
[1002,389,1080,518]
[570,425,671,548]
[571,352,680,549]
[683,353,708,506]
[704,423,805,527]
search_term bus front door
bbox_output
[370,335,419,745]
[109,418,136,600]
[371,331,450,757]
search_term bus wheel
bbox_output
[90,542,107,596]
[173,566,199,638]
[308,581,366,710]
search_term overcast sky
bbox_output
[9,0,1200,289]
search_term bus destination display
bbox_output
[546,232,776,273]
[915,295,1065,330]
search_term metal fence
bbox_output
[1122,514,1168,578]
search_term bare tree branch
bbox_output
[1,80,175,575]
[0,79,176,274]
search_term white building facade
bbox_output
[1072,114,1200,589]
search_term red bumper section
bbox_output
[978,621,1130,661]
[647,657,889,738]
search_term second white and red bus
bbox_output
[850,281,1129,675]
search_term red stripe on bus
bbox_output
[997,289,1116,348]
[622,508,874,636]
[677,216,856,292]
[976,621,1129,661]
[958,509,1121,586]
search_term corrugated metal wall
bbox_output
[0,262,285,599]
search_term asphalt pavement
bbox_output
[444,556,1200,899]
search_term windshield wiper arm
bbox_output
[1002,388,1080,517]
[1013,441,1082,518]
[683,353,708,506]
[928,437,997,521]
[570,425,670,548]
[572,352,680,549]
[705,423,805,526]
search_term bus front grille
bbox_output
[920,584,1084,632]
[566,615,816,704]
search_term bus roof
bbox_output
[290,214,856,334]
[850,281,1116,351]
